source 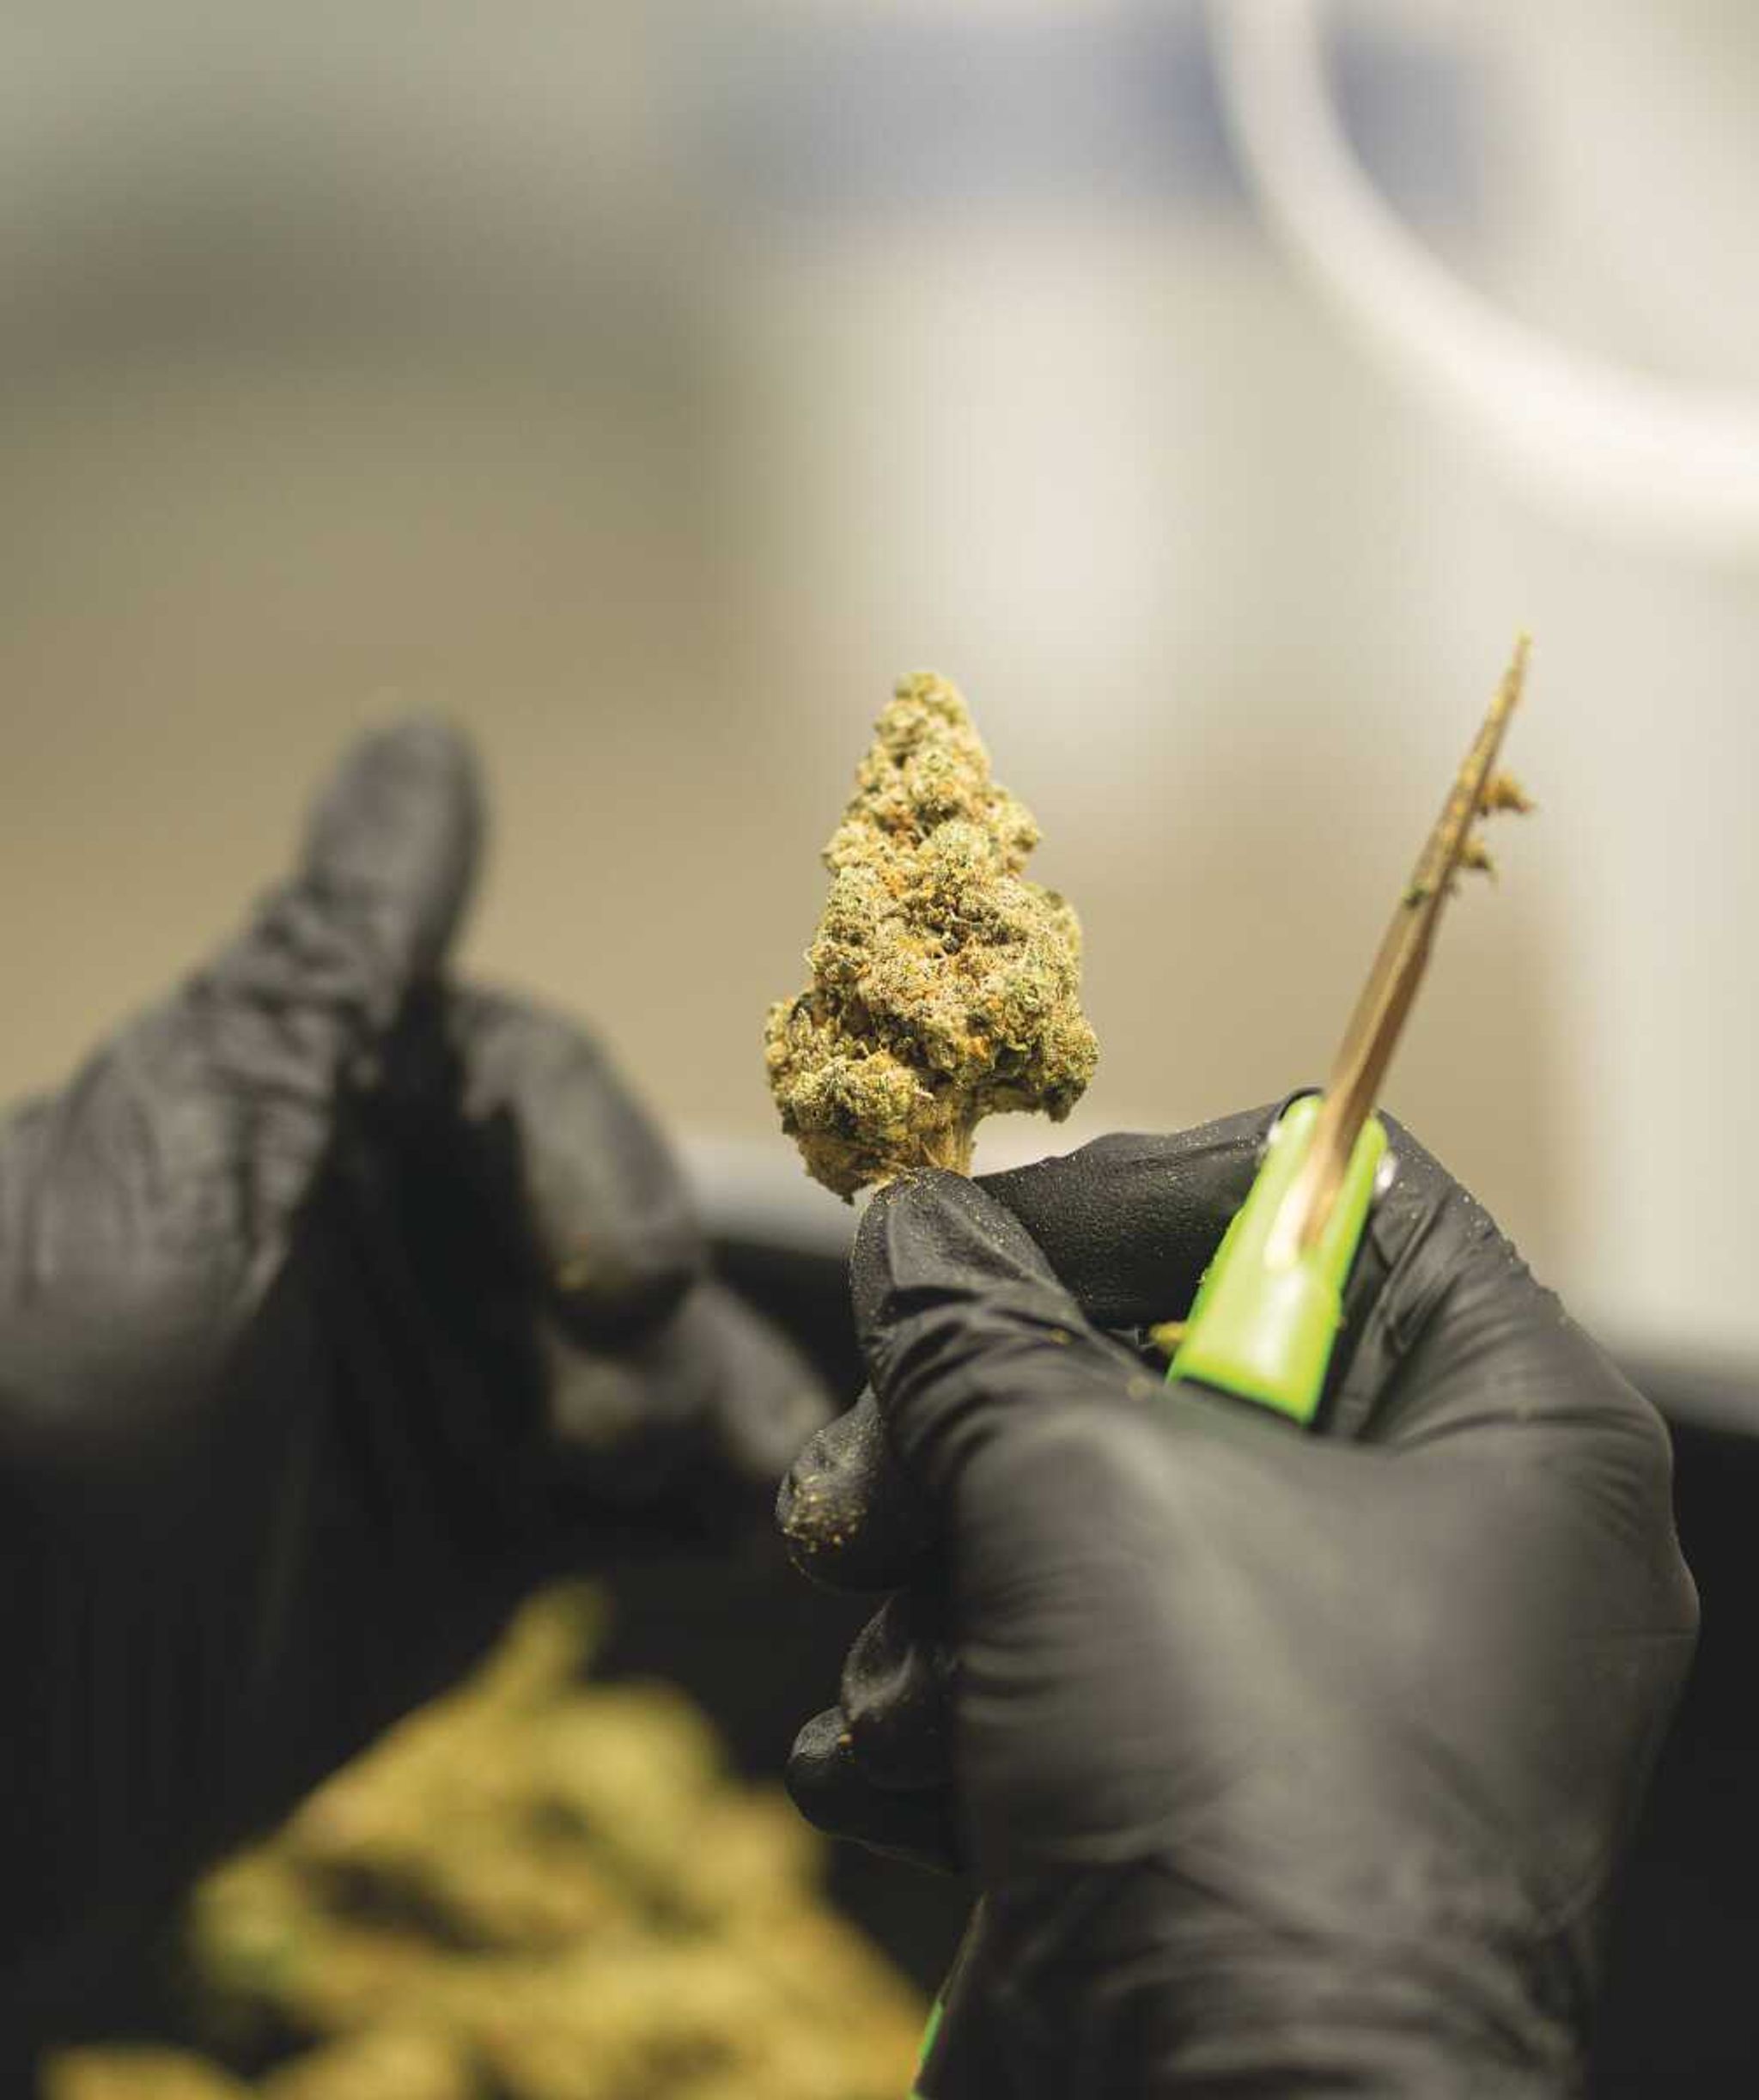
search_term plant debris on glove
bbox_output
[764,675,1098,1199]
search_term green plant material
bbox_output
[1478,770,1533,817]
[764,673,1099,1198]
[42,2054,247,2100]
[44,1588,924,2100]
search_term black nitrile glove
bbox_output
[780,1111,1698,2097]
[0,720,827,2016]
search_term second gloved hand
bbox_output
[0,720,828,2010]
[782,1114,1698,2097]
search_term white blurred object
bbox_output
[1211,0,1759,563]
[1212,0,1759,1364]
[1,1,1752,1366]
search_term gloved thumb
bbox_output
[119,717,482,1273]
[851,1169,1145,1501]
[0,719,484,1461]
[209,715,480,1036]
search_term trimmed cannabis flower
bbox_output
[764,673,1099,1199]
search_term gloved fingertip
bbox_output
[786,1707,961,1872]
[841,1591,955,1792]
[155,719,484,1245]
[776,1389,932,1593]
[300,713,484,992]
[851,1172,1110,1478]
[787,1704,854,1782]
[851,1169,1080,1352]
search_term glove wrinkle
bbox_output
[971,1850,1591,2099]
[0,1098,70,1302]
[840,1587,955,1792]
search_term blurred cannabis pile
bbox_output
[42,1586,923,2100]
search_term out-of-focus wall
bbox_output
[1,2,1753,1363]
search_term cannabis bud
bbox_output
[764,673,1099,1199]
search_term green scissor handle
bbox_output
[910,1095,1388,2097]
[1167,1093,1387,1422]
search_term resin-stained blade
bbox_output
[1266,636,1530,1265]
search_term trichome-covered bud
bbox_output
[764,673,1099,1199]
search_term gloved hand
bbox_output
[780,1110,1698,2097]
[0,719,826,2009]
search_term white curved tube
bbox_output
[1209,0,1759,564]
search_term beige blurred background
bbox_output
[2,0,1754,1363]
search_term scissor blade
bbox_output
[1268,636,1529,1263]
